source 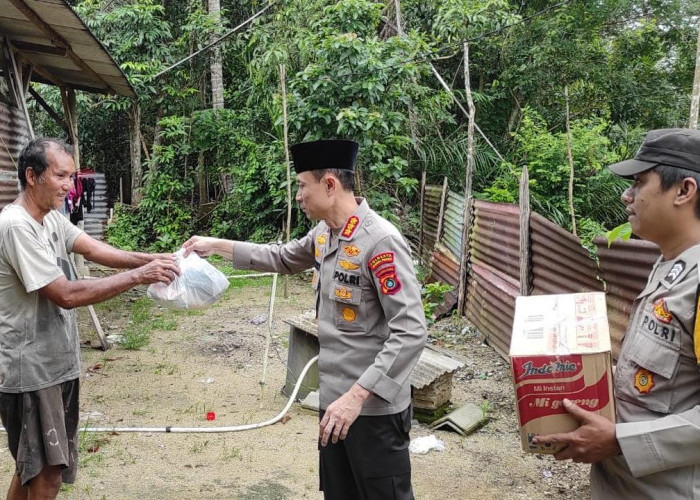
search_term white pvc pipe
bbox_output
[226,273,275,279]
[0,355,319,434]
[259,272,279,406]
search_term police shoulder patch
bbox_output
[368,251,395,271]
[374,265,402,295]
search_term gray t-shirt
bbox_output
[0,204,83,392]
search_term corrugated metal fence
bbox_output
[0,101,28,209]
[465,201,520,357]
[421,180,659,359]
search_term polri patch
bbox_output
[665,261,686,284]
[369,252,395,271]
[334,270,360,286]
[653,298,673,324]
[634,368,655,394]
[342,216,360,238]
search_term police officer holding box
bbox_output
[535,129,700,498]
[184,139,427,499]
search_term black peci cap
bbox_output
[608,128,700,178]
[290,140,359,174]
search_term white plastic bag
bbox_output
[147,249,229,310]
[409,435,446,454]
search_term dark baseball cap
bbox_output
[608,128,700,178]
[291,140,359,174]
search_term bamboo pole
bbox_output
[519,165,531,296]
[457,42,475,315]
[435,176,449,245]
[280,64,292,299]
[418,170,426,263]
[564,85,577,236]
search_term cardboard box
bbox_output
[510,292,615,454]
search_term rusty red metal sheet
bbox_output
[465,262,519,359]
[427,245,460,318]
[530,213,602,296]
[471,200,521,282]
[595,237,659,357]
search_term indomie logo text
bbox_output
[519,360,578,379]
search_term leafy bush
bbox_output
[483,108,628,232]
[421,281,454,325]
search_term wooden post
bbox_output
[66,88,80,170]
[7,45,34,139]
[68,257,110,351]
[519,165,531,296]
[564,85,577,236]
[457,42,475,316]
[61,88,88,275]
[119,177,124,204]
[418,170,426,263]
[280,63,291,299]
[435,176,449,245]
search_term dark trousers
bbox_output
[319,406,414,500]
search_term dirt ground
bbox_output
[0,273,591,499]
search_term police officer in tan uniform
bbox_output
[535,129,700,498]
[184,139,427,499]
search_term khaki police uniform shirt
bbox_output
[591,243,700,499]
[232,198,427,415]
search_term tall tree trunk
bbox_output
[690,18,700,129]
[209,0,224,110]
[393,0,420,152]
[129,102,143,205]
[148,107,165,179]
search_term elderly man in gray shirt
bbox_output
[0,138,179,499]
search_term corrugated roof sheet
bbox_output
[1,0,135,97]
[410,344,465,389]
[0,100,27,208]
